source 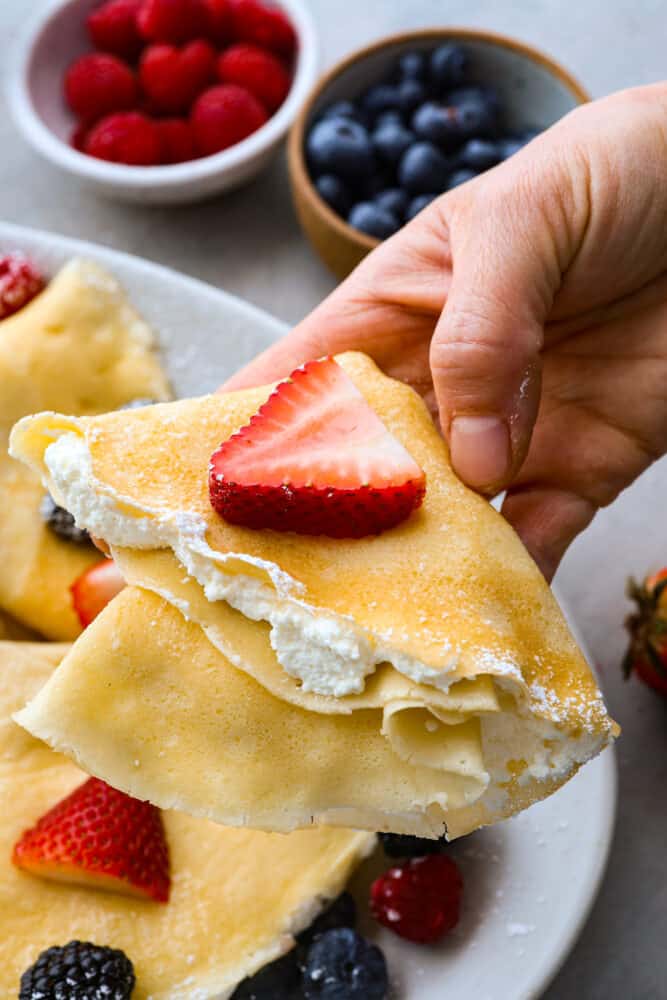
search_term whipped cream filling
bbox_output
[41,432,459,697]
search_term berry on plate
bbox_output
[85,110,162,164]
[40,493,91,544]
[138,0,212,43]
[157,117,197,162]
[306,117,375,181]
[12,777,171,902]
[231,950,301,998]
[64,52,138,123]
[218,42,291,112]
[87,0,144,60]
[70,558,126,627]
[209,356,426,537]
[371,854,463,943]
[297,892,357,949]
[301,928,388,1000]
[624,568,667,696]
[191,84,268,155]
[20,941,135,1000]
[140,40,217,114]
[0,253,44,320]
[229,0,297,59]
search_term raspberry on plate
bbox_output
[87,0,144,61]
[140,40,217,114]
[157,117,198,163]
[64,53,139,123]
[0,254,45,320]
[371,854,463,943]
[191,83,268,155]
[85,111,162,165]
[138,0,212,43]
[229,0,297,59]
[217,42,290,112]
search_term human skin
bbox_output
[224,84,667,580]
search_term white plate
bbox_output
[0,221,616,1000]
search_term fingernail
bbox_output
[449,415,511,489]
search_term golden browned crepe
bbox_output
[0,259,170,639]
[11,352,618,838]
[1,640,373,998]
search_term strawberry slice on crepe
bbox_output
[70,559,126,628]
[209,356,426,538]
[12,777,170,903]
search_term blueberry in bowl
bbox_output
[288,28,588,278]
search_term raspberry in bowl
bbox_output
[288,28,588,278]
[8,0,317,203]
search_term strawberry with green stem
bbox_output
[623,568,667,696]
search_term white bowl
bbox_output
[7,0,318,204]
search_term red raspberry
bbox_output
[228,0,296,59]
[140,40,216,114]
[138,0,212,43]
[157,118,197,162]
[84,111,162,165]
[370,855,464,943]
[217,42,290,112]
[64,53,138,123]
[206,0,232,43]
[191,84,267,155]
[71,123,89,151]
[87,0,144,60]
[0,255,45,320]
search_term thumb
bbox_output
[431,175,560,493]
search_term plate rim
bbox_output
[0,220,618,1000]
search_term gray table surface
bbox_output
[2,2,666,998]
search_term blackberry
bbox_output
[19,941,135,1000]
[302,928,388,1000]
[40,494,90,545]
[379,831,448,858]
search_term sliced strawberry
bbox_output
[70,558,126,628]
[209,356,426,537]
[12,777,170,903]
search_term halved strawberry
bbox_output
[209,357,426,538]
[12,777,170,903]
[70,558,126,628]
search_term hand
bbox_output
[224,84,667,579]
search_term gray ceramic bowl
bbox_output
[288,28,589,278]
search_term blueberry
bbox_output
[297,893,357,951]
[306,117,375,180]
[360,84,400,121]
[374,187,409,220]
[458,138,501,170]
[315,174,352,217]
[405,193,438,220]
[412,101,462,150]
[445,86,501,136]
[319,100,361,122]
[396,78,426,115]
[429,43,468,92]
[358,168,395,199]
[398,50,427,82]
[371,122,415,166]
[379,831,448,857]
[348,202,400,239]
[447,167,479,189]
[231,951,301,999]
[398,141,450,194]
[375,109,404,128]
[302,928,388,1000]
[40,493,91,544]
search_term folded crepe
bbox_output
[0,259,170,640]
[1,640,373,999]
[11,351,618,838]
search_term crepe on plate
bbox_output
[1,640,373,999]
[0,258,170,640]
[11,352,618,838]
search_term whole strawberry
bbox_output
[370,854,463,943]
[624,568,667,696]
